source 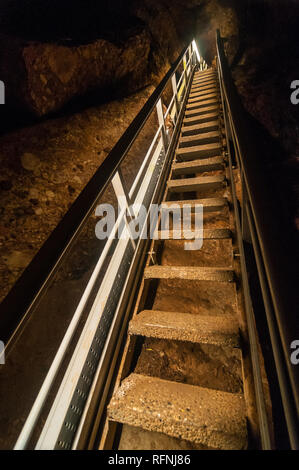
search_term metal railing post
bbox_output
[183,53,188,96]
[112,171,136,249]
[156,98,168,153]
[171,74,179,122]
[241,178,252,244]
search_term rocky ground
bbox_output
[0,85,155,302]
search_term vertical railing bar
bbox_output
[112,171,136,249]
[171,74,179,122]
[156,98,168,154]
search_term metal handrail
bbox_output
[216,29,299,449]
[0,43,195,349]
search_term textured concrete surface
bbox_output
[188,93,218,103]
[167,175,225,192]
[181,121,219,136]
[119,424,211,450]
[187,99,219,110]
[172,157,224,175]
[161,197,228,211]
[129,310,240,347]
[189,88,218,99]
[160,239,232,268]
[108,373,247,450]
[156,228,231,241]
[153,279,238,317]
[183,112,219,126]
[176,142,221,159]
[135,338,243,393]
[144,265,234,282]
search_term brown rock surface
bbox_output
[0,30,151,116]
[0,85,154,302]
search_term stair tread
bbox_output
[187,99,219,110]
[161,197,228,212]
[189,91,217,101]
[188,92,218,103]
[108,373,247,449]
[167,175,225,192]
[172,157,224,175]
[179,131,220,146]
[183,113,219,126]
[191,81,217,88]
[191,84,217,93]
[129,310,239,347]
[194,70,216,76]
[193,71,216,79]
[192,80,217,90]
[144,265,234,282]
[193,76,216,82]
[194,69,215,74]
[156,228,232,240]
[176,142,221,159]
[191,85,217,94]
[185,105,219,117]
[168,174,225,186]
[181,121,219,135]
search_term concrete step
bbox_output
[129,310,239,347]
[155,228,232,240]
[144,265,234,282]
[183,112,219,127]
[172,157,224,175]
[185,105,219,118]
[167,175,226,193]
[195,68,215,74]
[176,142,221,160]
[193,74,216,84]
[194,70,216,78]
[187,99,219,110]
[192,79,217,91]
[194,70,216,77]
[160,197,228,213]
[192,79,217,88]
[181,121,219,136]
[179,131,220,147]
[188,92,218,103]
[108,373,247,449]
[190,84,218,96]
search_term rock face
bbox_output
[0,30,151,116]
